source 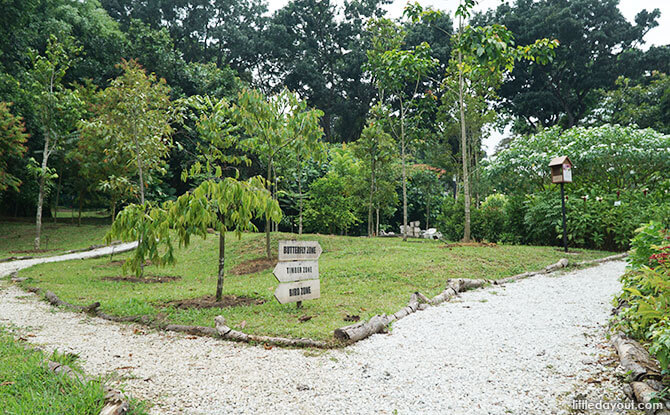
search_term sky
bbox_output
[266,0,670,155]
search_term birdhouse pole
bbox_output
[548,156,573,253]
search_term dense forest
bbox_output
[1,0,669,248]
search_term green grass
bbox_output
[0,327,146,415]
[15,231,612,343]
[0,221,110,259]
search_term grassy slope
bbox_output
[0,327,146,415]
[16,231,611,342]
[0,221,110,258]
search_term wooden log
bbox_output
[429,287,457,305]
[544,258,569,273]
[612,333,661,381]
[333,314,394,342]
[415,292,431,304]
[630,382,670,415]
[164,324,218,337]
[214,316,328,348]
[576,252,628,266]
[100,389,129,415]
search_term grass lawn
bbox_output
[0,221,110,259]
[0,327,146,415]
[14,231,612,343]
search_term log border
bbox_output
[11,252,627,349]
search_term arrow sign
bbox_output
[274,279,320,304]
[273,260,319,283]
[278,240,322,261]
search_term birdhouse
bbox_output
[548,156,573,184]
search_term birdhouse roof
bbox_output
[548,156,572,167]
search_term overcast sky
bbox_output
[266,0,670,155]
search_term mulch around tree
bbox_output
[162,295,265,309]
[230,257,276,275]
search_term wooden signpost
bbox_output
[274,240,322,307]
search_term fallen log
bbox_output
[576,252,628,266]
[164,324,218,337]
[214,316,328,348]
[630,382,670,415]
[333,314,394,342]
[612,333,661,381]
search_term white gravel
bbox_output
[0,250,626,415]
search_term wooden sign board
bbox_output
[274,279,320,304]
[273,260,319,283]
[278,240,322,262]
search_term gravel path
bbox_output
[0,242,137,278]
[0,251,626,415]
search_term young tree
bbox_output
[407,1,558,241]
[352,114,397,236]
[233,88,323,258]
[108,177,281,301]
[81,59,175,205]
[364,18,438,241]
[0,102,28,193]
[25,35,82,250]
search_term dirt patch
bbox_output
[230,257,276,275]
[163,295,265,309]
[441,242,497,248]
[102,275,181,284]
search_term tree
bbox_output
[593,74,670,134]
[0,102,29,193]
[364,17,438,241]
[25,35,82,250]
[352,113,397,236]
[108,177,281,300]
[408,0,558,241]
[81,59,175,205]
[233,88,323,258]
[479,0,660,130]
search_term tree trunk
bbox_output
[111,198,116,224]
[34,135,50,250]
[458,18,471,243]
[216,228,225,302]
[78,191,83,227]
[400,99,407,242]
[265,159,272,259]
[376,206,380,236]
[132,135,145,205]
[298,156,303,235]
[368,159,375,237]
[426,196,430,229]
[53,171,61,223]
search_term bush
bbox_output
[613,223,670,371]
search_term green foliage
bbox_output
[629,222,670,269]
[80,59,175,204]
[594,74,670,134]
[107,176,282,277]
[0,102,28,192]
[304,147,360,235]
[481,0,661,129]
[613,223,670,372]
[487,125,670,194]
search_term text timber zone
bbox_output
[286,266,313,274]
[283,246,317,255]
[289,286,312,297]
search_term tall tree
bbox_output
[478,0,660,130]
[25,35,82,250]
[364,17,437,241]
[80,59,175,205]
[233,88,323,258]
[352,112,397,236]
